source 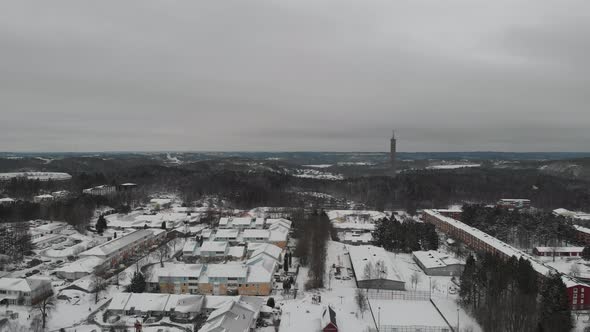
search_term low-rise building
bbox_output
[33,194,54,203]
[0,277,53,305]
[412,251,464,276]
[55,256,105,281]
[497,198,531,209]
[269,223,289,249]
[242,229,270,243]
[0,197,15,206]
[341,231,373,246]
[199,296,264,332]
[148,261,273,297]
[83,185,116,196]
[79,228,166,269]
[533,247,585,257]
[279,303,339,332]
[348,245,405,290]
[107,292,204,319]
[199,241,230,259]
[213,229,239,243]
[574,225,590,246]
[30,221,69,240]
[51,190,70,200]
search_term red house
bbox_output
[533,247,584,257]
[321,306,338,332]
[564,277,590,310]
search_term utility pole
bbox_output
[457,308,460,332]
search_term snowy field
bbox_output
[327,210,386,231]
[0,172,72,181]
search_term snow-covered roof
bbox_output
[79,229,158,257]
[499,198,530,203]
[0,198,15,203]
[554,208,574,216]
[108,293,204,314]
[232,217,254,226]
[164,294,205,313]
[246,257,276,283]
[535,247,585,253]
[183,239,198,254]
[254,218,265,227]
[343,231,373,243]
[153,263,204,279]
[109,293,132,311]
[199,298,260,332]
[266,218,292,229]
[575,225,590,235]
[250,243,282,262]
[269,224,289,242]
[203,265,248,279]
[279,303,327,332]
[242,229,270,239]
[35,194,54,199]
[200,241,229,253]
[0,277,50,293]
[56,256,105,274]
[228,246,245,258]
[125,293,170,312]
[413,251,464,269]
[214,229,239,239]
[348,245,404,283]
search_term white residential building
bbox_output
[0,277,53,305]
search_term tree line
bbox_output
[292,210,332,290]
[461,204,578,249]
[460,253,572,332]
[372,217,439,253]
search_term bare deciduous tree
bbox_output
[34,294,55,329]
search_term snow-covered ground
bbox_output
[0,172,72,181]
[302,164,333,168]
[327,210,386,231]
[291,169,344,180]
[540,256,590,279]
[426,164,481,170]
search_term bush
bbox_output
[266,297,275,308]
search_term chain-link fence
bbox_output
[368,326,452,332]
[365,289,431,301]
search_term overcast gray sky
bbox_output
[1,0,589,152]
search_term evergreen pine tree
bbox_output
[538,273,573,332]
[582,247,590,261]
[459,255,476,308]
[96,215,107,235]
[126,271,146,293]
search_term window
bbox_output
[574,288,578,293]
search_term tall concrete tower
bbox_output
[390,130,397,176]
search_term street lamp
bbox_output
[378,306,381,332]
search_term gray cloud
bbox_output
[1,0,589,152]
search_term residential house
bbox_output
[79,229,166,269]
[0,277,53,305]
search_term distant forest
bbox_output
[1,157,590,229]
